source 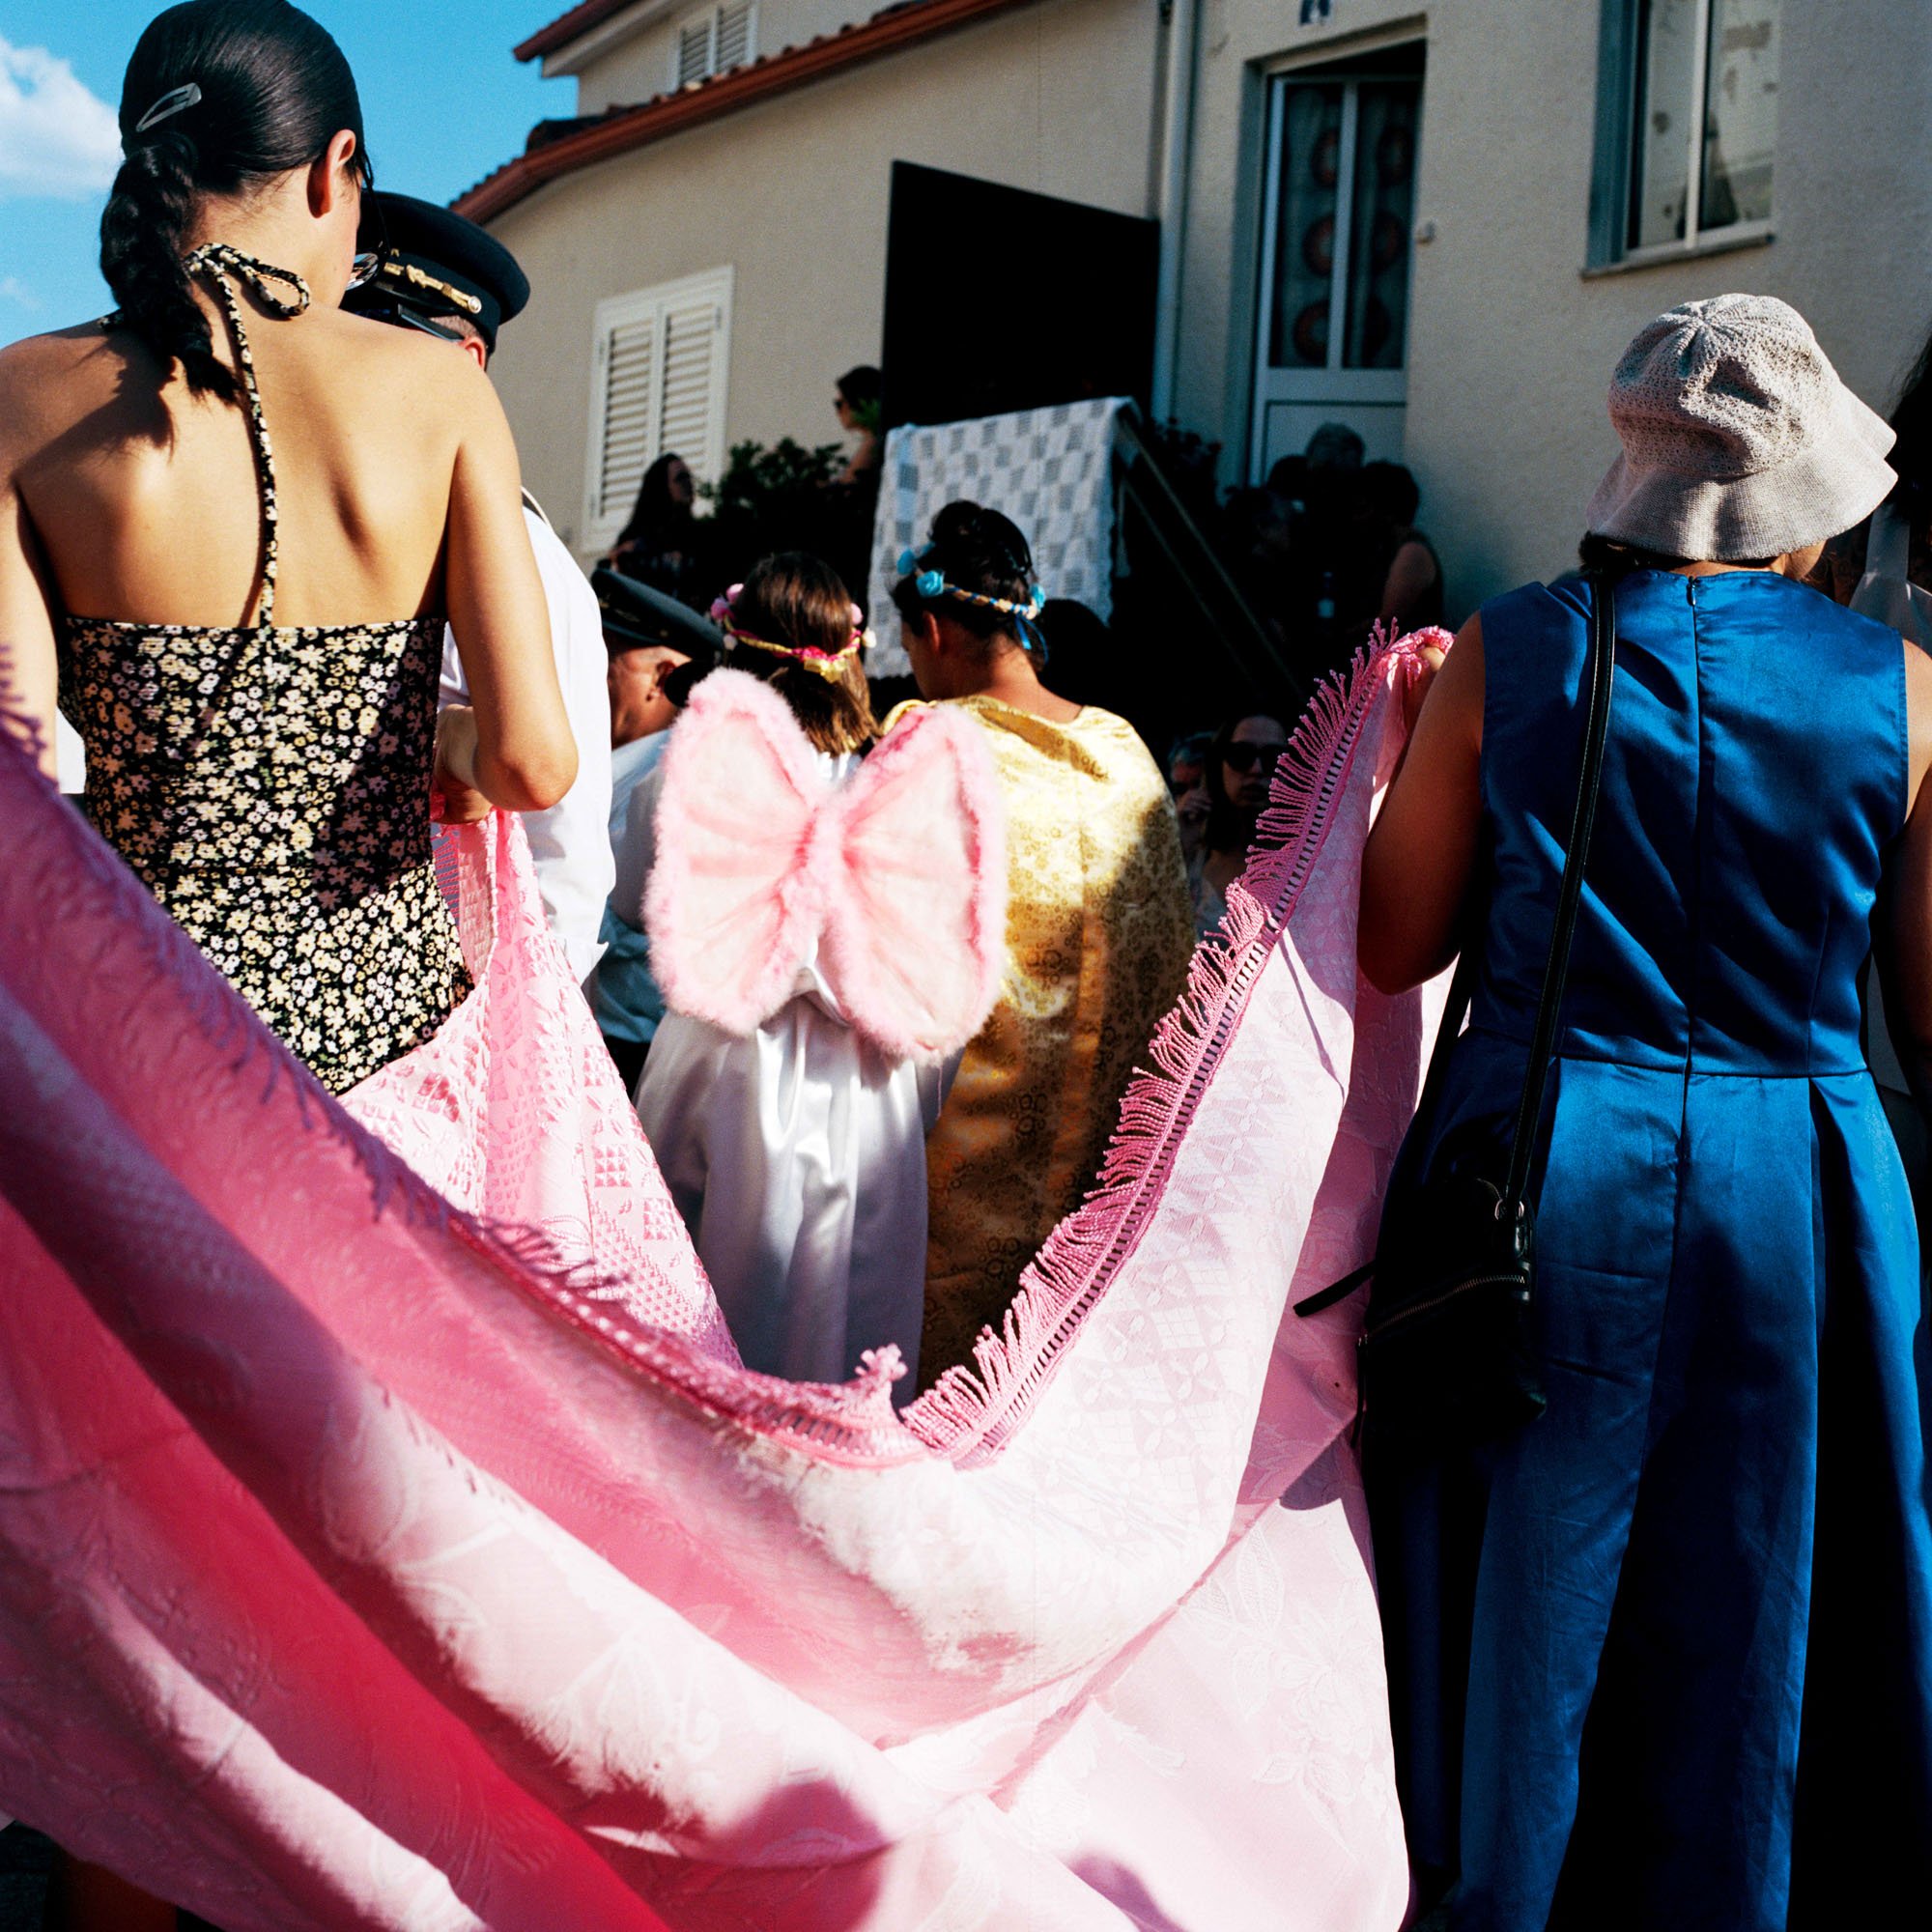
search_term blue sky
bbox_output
[0,2,576,346]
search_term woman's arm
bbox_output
[440,361,577,812]
[0,357,60,781]
[1358,615,1486,994]
[1876,641,1932,1113]
[1378,538,1440,627]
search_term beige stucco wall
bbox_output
[497,0,1932,604]
[570,0,878,116]
[488,0,1158,557]
[1177,0,1932,616]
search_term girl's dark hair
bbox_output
[1203,711,1289,853]
[616,452,694,550]
[890,499,1037,655]
[104,0,369,400]
[1888,325,1932,532]
[837,364,882,411]
[728,552,875,756]
[1577,532,1776,577]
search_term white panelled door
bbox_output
[1249,57,1423,482]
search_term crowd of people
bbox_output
[583,486,1190,1396]
[0,4,1929,1930]
[1216,421,1444,687]
[595,363,883,633]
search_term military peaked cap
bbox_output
[593,567,725,665]
[347,191,530,352]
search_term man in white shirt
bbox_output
[589,566,722,1091]
[347,194,613,983]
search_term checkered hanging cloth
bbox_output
[866,397,1134,674]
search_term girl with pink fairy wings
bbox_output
[633,553,1007,1394]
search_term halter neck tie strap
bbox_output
[183,244,312,629]
[184,243,311,319]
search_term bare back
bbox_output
[4,295,473,629]
[1,257,569,817]
[0,244,579,1092]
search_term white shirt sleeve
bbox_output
[442,507,615,984]
[611,756,668,932]
[54,712,87,795]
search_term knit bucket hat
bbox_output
[1586,294,1896,561]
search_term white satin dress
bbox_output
[630,754,949,1395]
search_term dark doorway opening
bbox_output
[880,162,1159,432]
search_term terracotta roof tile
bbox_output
[463,0,1036,221]
[515,0,640,64]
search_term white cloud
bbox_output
[0,274,41,309]
[0,39,122,201]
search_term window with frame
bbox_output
[583,268,733,551]
[1593,0,1779,265]
[672,1,756,89]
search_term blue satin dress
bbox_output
[1373,568,1932,1930]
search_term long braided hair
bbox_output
[102,0,370,400]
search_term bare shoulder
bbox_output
[327,309,497,410]
[1902,639,1932,811]
[0,320,117,377]
[0,324,142,451]
[1430,609,1485,724]
[1904,636,1932,709]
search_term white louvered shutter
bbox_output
[675,18,713,87]
[584,270,733,550]
[593,312,657,527]
[715,2,755,71]
[658,294,722,489]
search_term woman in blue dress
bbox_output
[1359,295,1932,1929]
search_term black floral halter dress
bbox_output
[58,245,471,1094]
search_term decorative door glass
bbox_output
[1343,82,1419,369]
[1251,54,1423,482]
[1264,74,1420,375]
[1266,83,1344,370]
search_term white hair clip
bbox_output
[134,82,202,134]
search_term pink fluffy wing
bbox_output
[643,669,825,1035]
[819,702,1008,1062]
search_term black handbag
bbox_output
[1297,571,1619,1460]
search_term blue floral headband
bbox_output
[896,544,1046,651]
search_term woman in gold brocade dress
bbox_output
[892,503,1195,1380]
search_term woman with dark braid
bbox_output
[0,6,577,1922]
[0,0,575,1097]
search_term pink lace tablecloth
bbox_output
[0,634,1445,1930]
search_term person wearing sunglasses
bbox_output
[345,190,616,986]
[1181,711,1293,936]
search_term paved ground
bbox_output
[0,1825,50,1932]
[0,1827,228,1930]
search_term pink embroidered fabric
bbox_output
[349,805,738,1361]
[0,633,1445,1931]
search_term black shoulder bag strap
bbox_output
[1298,571,1619,1316]
[1497,569,1618,1225]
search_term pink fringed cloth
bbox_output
[0,633,1444,1931]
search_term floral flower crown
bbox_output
[709,583,868,683]
[895,545,1047,652]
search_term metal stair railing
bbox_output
[1114,408,1310,712]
